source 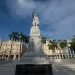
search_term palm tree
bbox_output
[8,32,19,41]
[25,35,29,44]
[70,36,75,54]
[19,32,29,43]
[48,40,58,58]
[8,32,29,43]
[13,32,19,41]
[48,40,58,57]
[8,33,13,40]
[41,37,47,44]
[59,40,67,49]
[19,32,24,42]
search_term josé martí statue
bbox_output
[19,12,49,64]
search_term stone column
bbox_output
[13,55,16,60]
[7,55,9,60]
[18,55,20,60]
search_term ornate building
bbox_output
[0,40,26,60]
[42,39,75,59]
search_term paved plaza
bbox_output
[0,59,75,75]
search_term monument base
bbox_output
[18,51,49,64]
[16,51,52,74]
[15,64,53,75]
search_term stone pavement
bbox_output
[52,65,75,75]
[0,60,18,75]
[0,59,75,75]
[51,59,75,71]
[62,64,75,71]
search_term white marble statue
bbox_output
[32,13,39,26]
[29,12,41,52]
[19,12,49,64]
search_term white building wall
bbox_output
[0,40,26,60]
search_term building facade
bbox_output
[0,39,75,60]
[42,39,75,59]
[0,40,26,60]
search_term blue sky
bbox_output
[0,0,75,40]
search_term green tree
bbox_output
[70,36,75,52]
[48,40,58,53]
[8,32,29,43]
[8,33,13,40]
[18,32,29,43]
[25,36,29,44]
[41,37,47,44]
[59,40,67,49]
[19,32,25,42]
[8,32,19,41]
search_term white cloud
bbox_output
[6,0,75,40]
[6,0,36,19]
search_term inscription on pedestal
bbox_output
[15,64,53,75]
